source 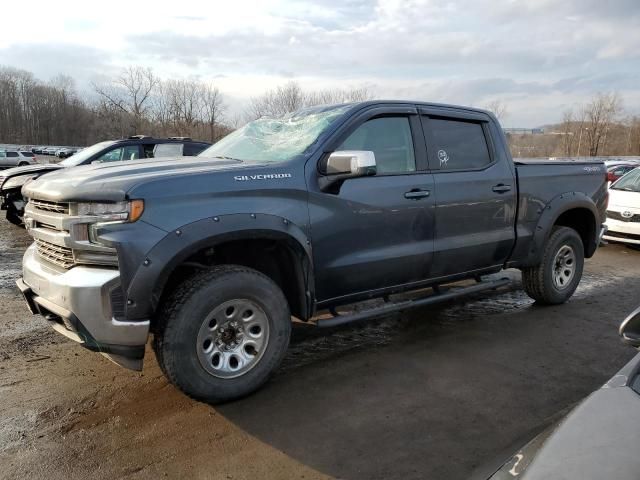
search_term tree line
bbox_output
[0,65,372,147]
[507,93,640,158]
[2,64,638,158]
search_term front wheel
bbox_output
[153,265,291,404]
[6,205,23,226]
[521,226,585,305]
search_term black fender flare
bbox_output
[123,213,314,321]
[526,191,600,265]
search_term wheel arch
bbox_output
[527,192,601,265]
[124,214,315,324]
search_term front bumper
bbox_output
[603,218,640,245]
[18,244,149,370]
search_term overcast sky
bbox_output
[2,0,639,126]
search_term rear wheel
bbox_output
[18,161,29,166]
[522,226,584,304]
[153,265,291,404]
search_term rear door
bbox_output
[309,105,436,302]
[5,151,19,167]
[420,108,517,277]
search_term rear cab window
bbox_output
[154,143,184,157]
[422,116,492,171]
[184,143,208,156]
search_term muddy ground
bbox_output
[1,219,639,480]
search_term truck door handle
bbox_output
[492,184,512,193]
[404,189,430,200]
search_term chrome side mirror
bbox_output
[620,305,640,348]
[319,150,376,192]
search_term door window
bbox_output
[337,117,415,174]
[6,151,18,158]
[426,118,491,170]
[97,145,139,162]
[122,145,140,161]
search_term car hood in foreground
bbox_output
[21,156,261,202]
[487,353,640,480]
[0,163,63,182]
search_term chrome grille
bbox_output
[35,239,74,269]
[30,199,69,214]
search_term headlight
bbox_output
[74,200,144,222]
[2,174,35,190]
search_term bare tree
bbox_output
[93,66,158,134]
[582,92,622,156]
[164,78,203,136]
[246,81,373,120]
[627,116,640,155]
[200,84,225,142]
[559,109,578,156]
[484,99,509,122]
[305,86,372,106]
[246,81,305,119]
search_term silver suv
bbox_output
[0,150,37,168]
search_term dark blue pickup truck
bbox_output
[17,101,608,403]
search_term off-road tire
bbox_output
[522,226,584,305]
[153,265,291,404]
[6,206,23,227]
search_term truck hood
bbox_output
[22,156,252,202]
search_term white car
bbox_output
[604,167,640,246]
[0,150,37,168]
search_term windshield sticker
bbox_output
[438,149,449,167]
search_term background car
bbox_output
[603,167,640,247]
[607,163,638,183]
[487,306,640,480]
[0,150,38,168]
[0,135,210,225]
[56,147,77,158]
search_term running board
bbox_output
[316,278,511,328]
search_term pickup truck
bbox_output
[16,101,608,403]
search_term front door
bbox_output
[308,108,436,303]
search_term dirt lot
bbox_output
[1,219,639,480]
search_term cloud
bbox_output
[0,0,639,126]
[0,43,113,87]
